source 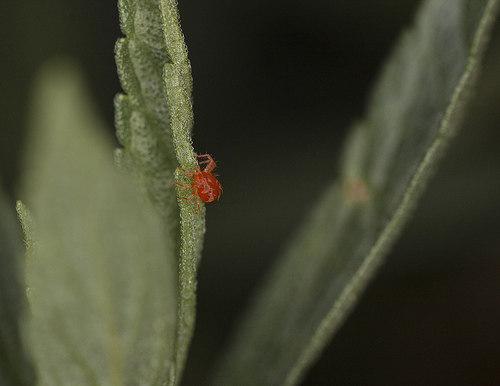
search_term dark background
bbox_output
[2,1,500,384]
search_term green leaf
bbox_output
[18,59,178,385]
[163,61,203,383]
[160,2,206,379]
[0,188,35,385]
[115,0,203,383]
[213,1,500,385]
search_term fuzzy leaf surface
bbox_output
[18,59,178,385]
[116,1,204,384]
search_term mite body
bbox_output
[172,153,222,212]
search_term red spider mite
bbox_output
[171,153,222,213]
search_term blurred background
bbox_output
[2,0,500,384]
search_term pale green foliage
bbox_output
[9,0,499,385]
[115,0,205,383]
[114,0,177,215]
[15,0,203,385]
[17,60,179,385]
[212,1,500,385]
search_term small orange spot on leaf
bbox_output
[343,177,370,204]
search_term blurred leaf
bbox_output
[0,189,34,386]
[18,59,178,385]
[213,1,500,385]
[116,0,203,383]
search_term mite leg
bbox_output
[195,153,216,172]
[180,193,201,213]
[172,182,193,189]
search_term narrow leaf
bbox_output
[213,1,500,385]
[18,59,178,385]
[160,0,193,102]
[163,61,202,383]
[116,0,203,384]
[160,1,205,381]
